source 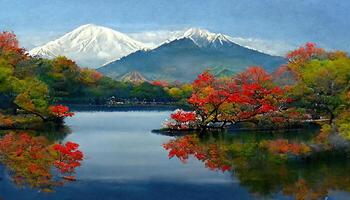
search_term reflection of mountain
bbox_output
[98,28,286,82]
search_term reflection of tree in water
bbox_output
[0,132,83,192]
[0,123,72,142]
[162,131,350,200]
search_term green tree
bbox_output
[286,44,350,123]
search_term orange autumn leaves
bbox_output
[261,139,311,155]
[0,132,83,189]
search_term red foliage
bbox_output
[287,42,325,62]
[285,43,326,78]
[236,66,271,84]
[0,31,27,64]
[187,67,290,126]
[152,80,169,87]
[50,105,74,119]
[0,31,20,52]
[92,71,103,81]
[53,142,84,174]
[171,110,196,123]
[273,43,327,84]
[193,71,215,86]
[163,109,198,130]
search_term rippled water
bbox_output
[0,111,349,200]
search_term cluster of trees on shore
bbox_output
[163,43,350,141]
[0,31,112,126]
[0,31,191,128]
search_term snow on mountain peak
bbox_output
[168,27,232,47]
[29,24,147,68]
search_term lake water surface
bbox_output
[0,111,350,200]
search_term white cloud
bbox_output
[227,36,295,56]
[128,30,182,48]
[17,31,61,50]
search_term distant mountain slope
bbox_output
[98,28,286,82]
[29,24,147,68]
[120,71,149,84]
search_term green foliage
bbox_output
[165,84,192,101]
[129,82,174,102]
[27,56,118,103]
[336,111,350,140]
[0,58,48,118]
[13,78,50,118]
[288,48,350,122]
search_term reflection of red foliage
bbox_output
[0,132,84,189]
[163,135,231,172]
[53,142,84,174]
[50,105,74,118]
[262,139,311,155]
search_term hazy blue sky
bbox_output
[0,0,349,53]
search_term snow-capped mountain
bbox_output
[29,24,288,73]
[99,27,286,82]
[167,28,233,48]
[128,28,292,56]
[29,24,147,68]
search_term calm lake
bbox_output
[0,110,350,200]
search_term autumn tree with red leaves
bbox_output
[49,105,74,123]
[0,31,27,66]
[179,66,292,129]
[163,109,197,130]
[273,43,350,126]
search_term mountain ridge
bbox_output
[98,36,286,82]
